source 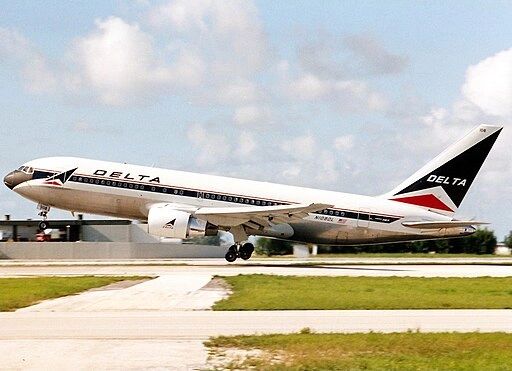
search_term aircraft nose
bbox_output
[4,171,15,190]
[3,170,32,190]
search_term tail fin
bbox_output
[383,124,502,215]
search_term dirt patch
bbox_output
[201,276,232,293]
[88,278,152,292]
[207,347,285,370]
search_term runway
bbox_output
[2,259,512,369]
[2,309,512,340]
[1,258,512,277]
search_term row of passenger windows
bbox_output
[320,209,348,217]
[203,193,282,206]
[68,175,396,223]
[69,176,284,206]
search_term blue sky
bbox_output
[0,0,511,239]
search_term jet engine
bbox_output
[148,205,218,239]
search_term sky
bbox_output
[0,0,511,240]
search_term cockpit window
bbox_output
[18,166,34,174]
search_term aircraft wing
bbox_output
[194,203,332,228]
[402,220,488,229]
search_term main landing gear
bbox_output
[224,242,254,262]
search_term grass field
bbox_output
[213,275,512,310]
[0,276,146,311]
[206,332,512,370]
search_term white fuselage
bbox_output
[10,157,472,245]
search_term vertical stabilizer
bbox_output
[382,125,502,215]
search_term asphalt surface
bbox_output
[2,259,512,370]
[1,258,512,277]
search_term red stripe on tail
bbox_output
[392,194,453,212]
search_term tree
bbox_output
[255,238,293,256]
[504,231,512,248]
[447,229,497,254]
[185,234,221,245]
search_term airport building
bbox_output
[0,215,226,259]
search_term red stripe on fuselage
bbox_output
[392,194,453,212]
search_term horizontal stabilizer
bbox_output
[402,220,488,229]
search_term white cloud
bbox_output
[233,105,271,126]
[462,48,512,117]
[235,132,257,156]
[334,135,354,151]
[288,74,387,113]
[71,17,204,105]
[187,123,231,166]
[148,0,267,75]
[0,27,56,93]
[281,135,316,159]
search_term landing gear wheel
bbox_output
[239,242,254,260]
[38,221,49,230]
[225,249,237,263]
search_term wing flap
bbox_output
[402,220,488,229]
[194,203,332,227]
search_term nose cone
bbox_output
[3,170,32,190]
[4,171,15,189]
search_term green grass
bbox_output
[213,275,512,310]
[206,332,512,370]
[0,276,147,311]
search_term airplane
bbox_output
[3,124,502,262]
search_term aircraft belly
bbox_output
[285,220,413,245]
[27,186,148,220]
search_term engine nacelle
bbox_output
[148,205,218,239]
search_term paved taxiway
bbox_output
[2,259,512,369]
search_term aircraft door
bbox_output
[357,208,370,228]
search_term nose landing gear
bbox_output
[37,204,51,230]
[224,242,255,262]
